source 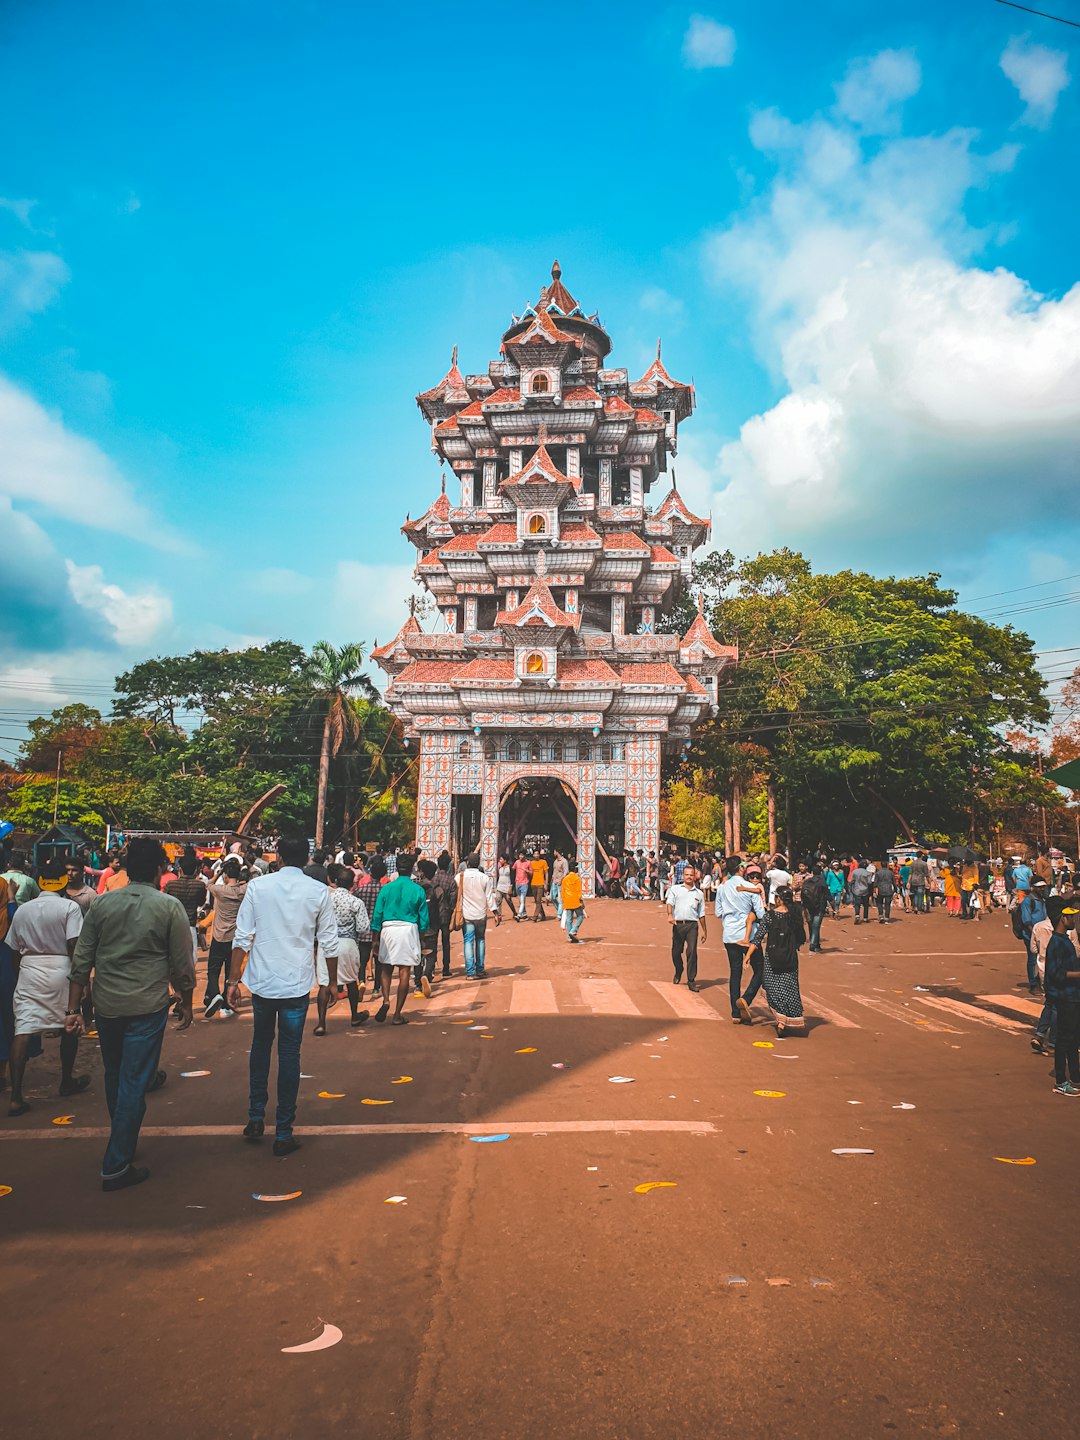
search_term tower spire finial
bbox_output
[440,470,446,495]
[697,591,704,618]
[551,259,561,281]
[451,343,458,368]
[657,336,662,361]
[671,469,678,491]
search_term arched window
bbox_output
[525,652,545,675]
[528,513,547,535]
[458,739,471,759]
[508,738,522,762]
[531,372,549,394]
[552,740,563,763]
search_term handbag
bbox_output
[450,885,464,933]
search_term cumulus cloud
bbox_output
[834,49,921,133]
[0,250,69,329]
[65,561,172,648]
[682,15,735,70]
[1000,37,1070,127]
[0,198,37,228]
[702,52,1080,577]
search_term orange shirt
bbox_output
[561,871,583,909]
[530,858,548,889]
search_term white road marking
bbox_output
[508,979,559,1014]
[978,993,1044,1020]
[0,1119,717,1141]
[578,978,642,1016]
[648,980,721,1021]
[800,990,861,1028]
[847,994,961,1032]
[912,995,1029,1033]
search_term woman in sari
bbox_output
[761,885,807,1035]
[943,864,962,915]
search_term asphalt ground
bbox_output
[2,898,1076,1439]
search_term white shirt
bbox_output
[765,867,792,902]
[460,868,496,922]
[715,874,765,943]
[7,891,83,956]
[667,883,705,923]
[233,867,338,999]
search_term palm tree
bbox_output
[305,641,369,848]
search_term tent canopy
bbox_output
[1046,756,1080,791]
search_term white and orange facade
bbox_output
[375,264,735,891]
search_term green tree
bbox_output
[303,641,371,848]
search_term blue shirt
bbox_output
[673,859,687,884]
[1012,863,1033,892]
[715,874,765,943]
[1045,932,1080,1001]
[1019,893,1046,938]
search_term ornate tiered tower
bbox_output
[375,263,735,892]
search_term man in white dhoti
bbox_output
[6,857,87,1116]
[370,851,429,1026]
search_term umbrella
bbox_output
[947,845,985,864]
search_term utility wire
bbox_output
[991,0,1080,28]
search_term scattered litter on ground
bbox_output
[766,1277,792,1286]
[281,1322,342,1353]
[300,1074,314,1079]
[185,1204,206,1209]
[361,1098,392,1105]
[893,1102,916,1110]
[994,1156,1036,1165]
[253,1192,302,1202]
[753,1041,774,1049]
[0,1186,12,1197]
[608,1076,635,1083]
[181,1070,211,1077]
[317,1092,345,1099]
[587,1166,598,1171]
[810,1278,834,1289]
[551,1063,566,1069]
[391,1076,413,1084]
[515,1047,537,1054]
[847,1101,862,1106]
[470,1133,510,1143]
[633,1181,677,1194]
[913,986,930,992]
[754,1090,786,1098]
[51,1115,74,1125]
[726,1276,748,1286]
[832,1148,874,1156]
[384,1195,407,1204]
[772,1054,799,1059]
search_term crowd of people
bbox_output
[2,830,1078,1193]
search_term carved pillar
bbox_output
[630,466,644,507]
[483,460,497,507]
[442,606,457,633]
[599,458,612,507]
[480,759,500,879]
[611,594,626,636]
[566,447,580,479]
[461,471,474,507]
[415,736,452,855]
[463,596,478,632]
[510,449,523,475]
[577,762,596,899]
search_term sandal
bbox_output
[351,1012,369,1027]
[59,1075,91,1097]
[313,1024,327,1037]
[7,1100,30,1117]
[391,1016,409,1026]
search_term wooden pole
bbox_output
[723,796,733,853]
[52,749,62,826]
[767,781,778,855]
[732,781,742,852]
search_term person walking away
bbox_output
[432,854,457,977]
[1029,904,1058,1055]
[529,850,549,922]
[960,862,979,920]
[317,865,370,1031]
[657,851,671,902]
[898,858,912,911]
[909,852,931,913]
[825,861,845,915]
[164,850,207,984]
[65,839,195,1189]
[760,885,807,1035]
[1044,897,1080,1095]
[459,853,499,976]
[6,858,88,1117]
[716,856,766,1023]
[765,855,792,903]
[849,860,875,925]
[512,851,531,920]
[352,857,385,999]
[801,864,830,952]
[1019,882,1049,993]
[977,860,993,918]
[226,835,338,1155]
[561,861,585,942]
[369,852,428,1023]
[204,857,247,1017]
[874,861,896,924]
[413,859,440,996]
[551,850,569,920]
[666,866,707,991]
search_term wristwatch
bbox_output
[64,1009,79,1016]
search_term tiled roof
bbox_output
[559,522,601,543]
[619,663,687,687]
[417,549,444,569]
[478,523,519,545]
[392,660,458,685]
[634,407,665,425]
[602,532,649,551]
[649,544,680,564]
[506,304,577,346]
[603,395,634,413]
[561,386,602,404]
[441,531,481,552]
[559,658,619,683]
[631,354,691,392]
[656,484,709,528]
[457,399,486,418]
[684,673,709,697]
[451,658,516,681]
[681,611,727,657]
[434,415,460,433]
[496,573,579,630]
[371,615,421,660]
[501,442,573,488]
[542,261,580,317]
[482,387,521,405]
[417,349,467,403]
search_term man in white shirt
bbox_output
[666,866,707,991]
[226,835,338,1156]
[716,856,766,1023]
[5,857,87,1116]
[459,853,499,977]
[765,854,792,903]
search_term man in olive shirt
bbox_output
[66,837,195,1192]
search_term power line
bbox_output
[991,0,1080,28]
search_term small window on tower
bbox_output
[525,653,545,675]
[531,372,549,394]
[528,514,547,535]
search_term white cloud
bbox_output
[834,49,921,132]
[682,15,735,70]
[702,50,1080,577]
[334,561,424,645]
[0,374,186,548]
[1001,37,1070,127]
[65,561,173,648]
[0,250,69,329]
[0,198,37,228]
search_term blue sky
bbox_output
[1,0,1078,753]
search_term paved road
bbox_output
[2,900,1076,1438]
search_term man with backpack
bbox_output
[800,863,830,953]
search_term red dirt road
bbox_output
[2,900,1076,1438]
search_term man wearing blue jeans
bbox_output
[716,856,766,1022]
[227,835,338,1157]
[66,837,195,1192]
[459,853,499,976]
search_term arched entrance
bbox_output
[498,776,578,860]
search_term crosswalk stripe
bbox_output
[978,993,1044,1021]
[647,980,721,1021]
[508,980,559,1014]
[421,984,478,1012]
[800,990,861,1028]
[578,978,642,1016]
[912,995,1029,1033]
[848,994,960,1032]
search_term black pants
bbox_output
[205,938,232,1003]
[671,921,699,983]
[960,889,972,920]
[438,923,451,974]
[853,894,871,921]
[876,894,893,921]
[725,942,763,1019]
[1053,997,1080,1085]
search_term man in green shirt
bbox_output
[370,851,429,1025]
[2,850,40,906]
[66,837,195,1192]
